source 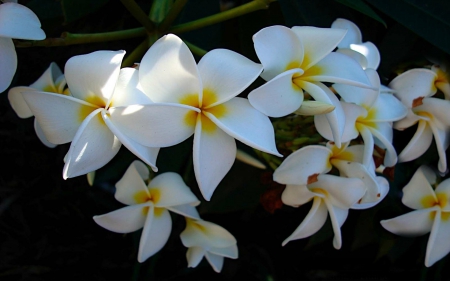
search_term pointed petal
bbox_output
[167,204,201,220]
[193,115,236,200]
[65,50,125,104]
[281,184,315,207]
[199,49,262,107]
[282,197,327,246]
[180,219,237,249]
[63,109,121,179]
[112,67,153,106]
[369,93,408,122]
[252,25,304,81]
[402,165,437,210]
[425,211,450,267]
[22,91,96,144]
[248,69,304,117]
[186,246,206,268]
[108,103,197,147]
[291,26,346,70]
[34,118,56,148]
[352,176,389,209]
[333,68,380,107]
[428,123,450,174]
[380,208,436,236]
[415,97,450,128]
[139,34,201,103]
[324,200,348,249]
[331,18,362,48]
[149,172,199,207]
[273,145,332,185]
[302,52,371,88]
[93,203,149,233]
[29,62,63,92]
[8,86,35,118]
[398,120,433,164]
[0,3,45,40]
[209,244,238,259]
[205,252,225,273]
[115,160,150,206]
[205,97,281,157]
[0,37,16,93]
[350,42,380,70]
[336,48,368,69]
[138,207,172,262]
[390,69,437,107]
[394,110,421,130]
[367,123,397,167]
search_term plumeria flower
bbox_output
[8,62,68,147]
[280,174,365,249]
[94,160,200,262]
[109,34,281,200]
[315,69,408,167]
[381,165,450,267]
[247,25,371,147]
[274,141,388,207]
[180,218,238,273]
[389,68,450,173]
[22,51,159,179]
[0,2,45,92]
[331,18,381,70]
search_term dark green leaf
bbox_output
[335,0,387,27]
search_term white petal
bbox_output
[0,37,16,93]
[333,68,380,107]
[350,42,380,70]
[367,123,397,167]
[65,50,125,105]
[281,184,315,207]
[167,204,201,220]
[186,246,206,268]
[398,120,433,165]
[291,26,346,70]
[93,203,150,233]
[22,91,96,144]
[425,211,450,267]
[205,252,225,273]
[428,122,450,174]
[8,86,35,118]
[252,25,304,81]
[29,62,63,91]
[115,160,150,206]
[302,52,371,88]
[358,124,375,167]
[0,3,45,40]
[352,176,389,209]
[34,118,56,148]
[394,110,421,130]
[180,219,237,249]
[205,97,281,157]
[193,115,236,200]
[402,165,437,210]
[111,67,153,106]
[324,199,348,249]
[138,207,172,262]
[198,49,262,107]
[139,34,201,103]
[273,145,332,185]
[331,18,362,48]
[380,208,436,236]
[248,69,304,117]
[415,97,450,128]
[149,172,200,207]
[209,244,238,259]
[282,197,327,246]
[108,103,197,147]
[370,93,408,122]
[336,48,368,69]
[390,69,437,107]
[63,109,121,179]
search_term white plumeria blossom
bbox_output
[180,218,238,273]
[316,69,408,168]
[247,25,371,147]
[109,34,281,201]
[279,174,365,249]
[274,141,388,208]
[331,18,381,70]
[390,68,450,173]
[381,165,450,267]
[94,160,201,263]
[8,62,67,147]
[22,51,160,179]
[0,2,45,93]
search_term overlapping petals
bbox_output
[94,160,200,263]
[381,166,450,267]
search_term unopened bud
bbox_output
[236,149,266,169]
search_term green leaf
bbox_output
[61,0,110,24]
[335,0,387,27]
[149,0,174,23]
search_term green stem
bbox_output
[122,34,158,67]
[184,40,207,56]
[120,0,155,32]
[15,28,146,47]
[169,0,276,34]
[158,0,188,32]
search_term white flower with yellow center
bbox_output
[0,2,45,92]
[8,62,68,147]
[381,165,450,267]
[94,160,200,263]
[180,218,238,273]
[109,34,281,200]
[390,68,450,173]
[22,51,159,179]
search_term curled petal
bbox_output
[34,118,56,148]
[336,48,368,69]
[149,172,200,207]
[352,176,389,209]
[350,42,380,70]
[427,121,449,173]
[8,86,35,118]
[29,62,63,92]
[0,3,45,40]
[205,252,225,273]
[426,211,450,267]
[0,37,16,93]
[394,110,421,130]
[115,160,150,206]
[281,184,316,207]
[331,18,362,48]
[93,203,150,233]
[380,208,436,236]
[390,69,437,107]
[402,165,437,210]
[324,199,348,249]
[180,219,237,249]
[186,246,206,268]
[415,98,450,129]
[334,68,380,107]
[398,120,433,164]
[367,123,397,167]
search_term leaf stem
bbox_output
[120,0,155,32]
[158,0,188,32]
[184,40,207,56]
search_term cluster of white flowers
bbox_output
[4,1,450,270]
